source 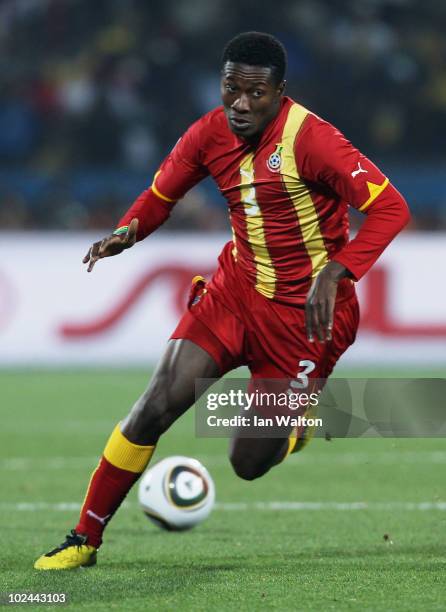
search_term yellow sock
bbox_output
[103,424,155,473]
[77,424,156,544]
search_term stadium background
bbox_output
[1,2,445,610]
[0,0,445,368]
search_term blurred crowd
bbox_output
[0,0,445,231]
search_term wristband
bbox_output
[113,226,129,236]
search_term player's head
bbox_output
[221,32,287,139]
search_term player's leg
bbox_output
[34,271,245,570]
[229,293,360,481]
[74,338,222,541]
[229,385,319,481]
[229,436,289,481]
[33,337,223,570]
[228,376,310,480]
[120,337,222,445]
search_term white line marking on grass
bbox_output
[0,501,129,512]
[214,501,446,511]
[3,450,446,471]
[2,501,446,512]
[0,457,98,470]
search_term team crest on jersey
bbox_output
[267,144,283,172]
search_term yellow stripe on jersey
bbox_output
[358,178,389,212]
[230,223,238,261]
[151,171,176,203]
[281,104,329,278]
[239,153,276,298]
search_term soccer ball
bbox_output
[137,456,215,531]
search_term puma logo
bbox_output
[351,162,368,178]
[87,509,111,525]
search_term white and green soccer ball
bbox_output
[138,456,215,531]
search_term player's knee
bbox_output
[129,373,173,437]
[229,455,268,481]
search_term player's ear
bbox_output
[277,80,286,96]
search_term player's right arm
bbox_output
[83,119,209,272]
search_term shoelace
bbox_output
[46,529,87,556]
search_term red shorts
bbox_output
[172,243,359,381]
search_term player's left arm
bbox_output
[296,115,410,341]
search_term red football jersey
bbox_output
[119,96,409,305]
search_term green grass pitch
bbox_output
[1,369,445,611]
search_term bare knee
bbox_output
[229,436,289,481]
[122,372,175,443]
[229,453,269,481]
[122,338,220,445]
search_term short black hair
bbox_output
[222,32,287,84]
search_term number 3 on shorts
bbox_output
[290,360,316,389]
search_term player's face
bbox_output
[221,62,285,140]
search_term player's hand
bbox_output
[83,218,139,272]
[305,261,349,343]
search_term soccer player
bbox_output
[34,32,409,569]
